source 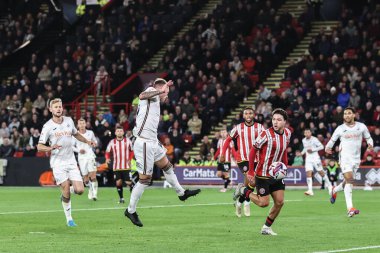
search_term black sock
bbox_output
[265,216,274,227]
[117,186,123,199]
[245,185,254,201]
[224,178,230,189]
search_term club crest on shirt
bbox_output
[259,188,265,195]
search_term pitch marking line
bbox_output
[313,245,380,253]
[0,200,302,215]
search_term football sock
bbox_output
[334,182,344,193]
[117,185,123,199]
[224,178,230,189]
[236,200,242,207]
[163,167,185,195]
[244,200,250,206]
[128,182,148,213]
[323,175,332,189]
[265,216,275,227]
[61,197,72,222]
[307,177,313,192]
[344,183,353,210]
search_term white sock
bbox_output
[61,200,72,222]
[163,168,185,196]
[127,182,148,213]
[344,183,353,210]
[307,177,313,192]
[244,200,250,206]
[236,200,242,207]
[92,180,98,197]
[323,175,332,189]
[334,182,344,193]
[88,181,93,195]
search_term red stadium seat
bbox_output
[36,151,50,157]
[346,49,356,59]
[281,81,291,88]
[13,151,24,158]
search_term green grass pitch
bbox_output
[0,187,379,253]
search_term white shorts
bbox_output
[78,158,97,176]
[305,160,323,172]
[133,137,167,175]
[52,165,83,185]
[340,161,360,174]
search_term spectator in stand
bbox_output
[0,138,15,157]
[23,144,36,157]
[337,87,350,108]
[163,137,175,163]
[199,135,212,160]
[29,128,40,149]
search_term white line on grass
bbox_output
[313,245,380,253]
[0,200,302,215]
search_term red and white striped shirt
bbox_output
[105,137,133,171]
[222,122,264,163]
[215,138,234,163]
[254,127,291,177]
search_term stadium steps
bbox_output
[277,0,307,17]
[138,0,223,72]
[187,19,339,156]
[78,95,112,115]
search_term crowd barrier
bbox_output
[174,166,380,186]
[1,158,379,186]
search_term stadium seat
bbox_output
[13,151,24,158]
[36,151,50,157]
[39,170,55,186]
[281,81,291,88]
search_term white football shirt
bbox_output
[302,136,324,162]
[326,122,374,163]
[73,130,97,159]
[39,116,78,168]
[133,86,160,140]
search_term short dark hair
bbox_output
[304,128,311,132]
[243,106,254,113]
[344,107,356,114]
[115,126,124,130]
[272,108,288,121]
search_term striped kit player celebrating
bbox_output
[37,98,96,227]
[234,109,291,235]
[302,128,332,196]
[73,118,99,201]
[220,107,264,217]
[105,126,134,204]
[125,78,201,227]
[325,107,374,217]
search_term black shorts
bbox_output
[255,176,285,196]
[217,163,231,172]
[114,170,131,181]
[237,161,249,174]
[237,161,257,174]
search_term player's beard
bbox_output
[344,117,354,124]
[52,111,62,118]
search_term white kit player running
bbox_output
[125,78,201,227]
[302,129,332,196]
[73,118,98,201]
[325,107,374,217]
[37,99,96,227]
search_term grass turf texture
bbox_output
[0,187,379,253]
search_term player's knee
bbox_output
[139,177,151,185]
[162,162,174,174]
[275,199,284,207]
[75,188,84,195]
[258,201,270,208]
